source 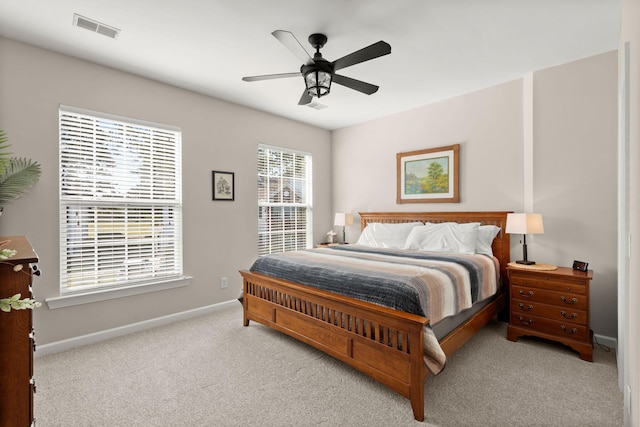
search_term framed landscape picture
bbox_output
[212,170,235,201]
[396,144,459,204]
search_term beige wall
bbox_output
[0,37,332,345]
[332,52,618,339]
[533,51,618,338]
[332,78,525,226]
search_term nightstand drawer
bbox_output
[511,285,587,310]
[509,274,587,295]
[510,299,588,325]
[510,313,589,341]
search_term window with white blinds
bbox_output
[258,145,312,255]
[59,106,183,293]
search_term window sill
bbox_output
[45,276,192,309]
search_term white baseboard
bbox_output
[35,299,239,358]
[36,302,618,358]
[594,333,617,352]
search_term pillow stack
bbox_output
[356,221,500,256]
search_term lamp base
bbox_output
[516,260,536,265]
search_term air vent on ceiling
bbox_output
[73,14,120,39]
[306,102,328,110]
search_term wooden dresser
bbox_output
[506,265,593,361]
[0,236,39,427]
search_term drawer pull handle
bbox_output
[518,303,534,311]
[518,316,533,325]
[560,325,578,335]
[29,328,37,351]
[560,311,578,320]
[560,296,578,305]
[519,290,534,298]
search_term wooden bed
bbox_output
[240,211,511,421]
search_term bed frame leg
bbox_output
[242,280,250,326]
[243,304,250,325]
[242,300,249,326]
[410,384,425,421]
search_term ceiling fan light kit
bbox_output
[303,66,332,97]
[242,30,391,106]
[302,34,333,98]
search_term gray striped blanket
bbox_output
[250,245,500,374]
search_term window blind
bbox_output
[257,145,312,255]
[59,106,183,292]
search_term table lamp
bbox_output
[334,213,354,244]
[505,213,544,265]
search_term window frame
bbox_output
[55,105,186,305]
[257,144,313,256]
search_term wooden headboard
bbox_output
[359,211,511,286]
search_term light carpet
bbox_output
[34,303,622,426]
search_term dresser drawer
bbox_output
[510,285,587,310]
[510,312,590,341]
[509,274,587,295]
[510,299,588,325]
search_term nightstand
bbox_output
[506,264,593,361]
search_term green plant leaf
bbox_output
[0,294,19,312]
[0,157,41,205]
[0,128,12,177]
[0,293,41,312]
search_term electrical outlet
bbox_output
[220,277,228,289]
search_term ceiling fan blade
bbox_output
[272,30,315,65]
[332,74,379,95]
[298,90,313,105]
[242,72,301,82]
[332,41,391,72]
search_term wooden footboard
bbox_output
[240,270,429,421]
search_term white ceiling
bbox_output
[0,0,621,130]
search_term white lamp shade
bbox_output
[334,213,354,227]
[505,213,544,235]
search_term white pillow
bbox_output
[475,225,501,256]
[404,222,480,254]
[356,222,423,249]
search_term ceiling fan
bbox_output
[242,30,391,105]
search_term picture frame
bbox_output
[572,260,589,272]
[396,144,459,204]
[212,171,235,201]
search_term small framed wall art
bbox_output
[212,170,235,201]
[396,144,460,204]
